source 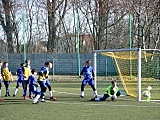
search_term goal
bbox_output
[93,48,160,101]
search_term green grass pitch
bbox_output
[0,80,160,120]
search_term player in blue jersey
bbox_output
[28,69,40,104]
[90,80,121,101]
[79,60,97,98]
[38,61,56,102]
[13,63,25,97]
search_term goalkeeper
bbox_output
[90,80,121,101]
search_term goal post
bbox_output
[94,48,160,102]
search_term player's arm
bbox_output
[1,69,5,80]
[79,67,84,78]
[39,70,46,80]
[22,67,27,78]
[39,71,44,76]
[43,71,48,78]
[113,87,119,96]
[92,68,95,80]
[105,86,112,96]
[10,70,13,81]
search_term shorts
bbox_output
[38,81,47,90]
[17,78,24,86]
[82,78,94,86]
[45,79,50,86]
[29,86,40,95]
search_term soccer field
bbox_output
[0,80,160,120]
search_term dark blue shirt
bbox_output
[80,66,94,79]
[28,75,37,87]
[17,67,24,80]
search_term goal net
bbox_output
[94,48,160,101]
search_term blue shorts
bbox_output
[0,79,2,83]
[38,81,46,90]
[29,86,40,95]
[45,79,50,86]
[4,81,10,85]
[17,78,24,86]
[82,78,94,86]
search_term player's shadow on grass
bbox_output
[0,98,32,105]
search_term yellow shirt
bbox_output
[2,67,11,81]
[23,67,31,80]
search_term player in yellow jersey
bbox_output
[2,62,13,97]
[0,60,3,101]
[23,59,32,99]
[38,61,56,102]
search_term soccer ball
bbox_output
[142,91,150,97]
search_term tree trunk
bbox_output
[1,0,14,53]
[47,0,56,53]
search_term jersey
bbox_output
[2,67,11,81]
[104,85,119,96]
[38,67,49,82]
[17,67,24,81]
[28,75,37,87]
[80,66,94,79]
[23,66,31,81]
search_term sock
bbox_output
[93,90,98,96]
[49,91,53,97]
[8,89,10,95]
[40,92,45,99]
[33,94,40,103]
[81,91,84,96]
[6,89,9,95]
[14,88,18,95]
[95,98,100,101]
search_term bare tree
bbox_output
[47,0,68,53]
[0,0,14,53]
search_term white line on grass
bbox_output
[41,100,160,108]
[53,90,133,101]
[11,87,160,106]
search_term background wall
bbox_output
[7,53,117,75]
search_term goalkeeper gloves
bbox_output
[110,95,117,99]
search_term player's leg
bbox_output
[38,81,47,102]
[28,80,33,99]
[29,89,33,99]
[32,87,41,104]
[25,80,32,99]
[13,79,21,96]
[23,80,28,99]
[45,79,56,100]
[4,81,10,96]
[116,90,122,97]
[89,79,98,97]
[90,94,109,101]
[80,80,87,98]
